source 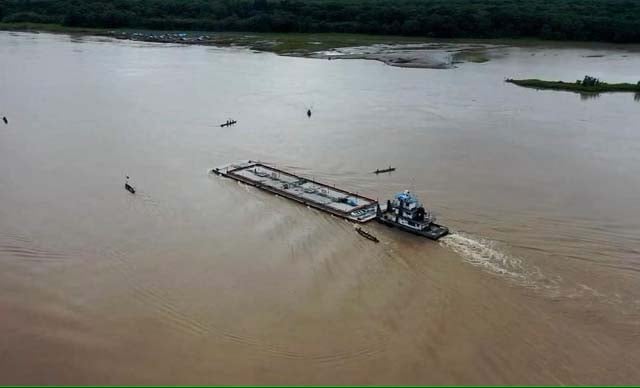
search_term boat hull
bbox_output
[356,227,379,243]
[374,168,395,174]
[377,216,449,240]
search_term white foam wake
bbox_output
[439,232,526,279]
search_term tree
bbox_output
[583,75,600,87]
[4,0,640,42]
[253,0,268,12]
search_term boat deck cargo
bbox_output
[211,161,379,223]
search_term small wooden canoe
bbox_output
[355,226,379,243]
[373,167,396,174]
[220,120,237,127]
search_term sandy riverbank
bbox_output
[0,23,504,69]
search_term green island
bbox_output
[506,76,640,94]
[2,0,640,43]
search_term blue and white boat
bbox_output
[377,190,449,240]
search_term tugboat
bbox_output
[377,190,448,240]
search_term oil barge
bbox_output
[210,161,378,223]
[211,161,448,240]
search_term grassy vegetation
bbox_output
[241,32,433,54]
[506,78,640,94]
[453,50,490,63]
[0,22,453,55]
[0,22,106,34]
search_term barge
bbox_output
[210,161,378,223]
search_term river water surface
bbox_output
[1,32,640,384]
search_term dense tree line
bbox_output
[3,0,640,43]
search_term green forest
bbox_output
[2,0,640,43]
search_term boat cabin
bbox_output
[385,190,435,231]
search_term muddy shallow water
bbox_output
[1,32,640,384]
[309,42,504,68]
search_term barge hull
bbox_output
[211,161,378,223]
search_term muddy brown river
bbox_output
[1,32,640,384]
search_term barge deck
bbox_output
[211,161,378,223]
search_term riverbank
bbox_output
[0,22,435,52]
[0,23,504,68]
[0,22,105,35]
[4,22,640,70]
[506,78,640,94]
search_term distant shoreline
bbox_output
[3,22,640,71]
[0,22,506,69]
[0,22,108,36]
[3,22,640,51]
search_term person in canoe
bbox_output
[125,176,136,194]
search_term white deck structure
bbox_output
[211,161,378,223]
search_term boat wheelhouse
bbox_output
[377,190,449,240]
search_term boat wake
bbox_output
[439,232,528,280]
[0,231,71,263]
[440,233,637,307]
